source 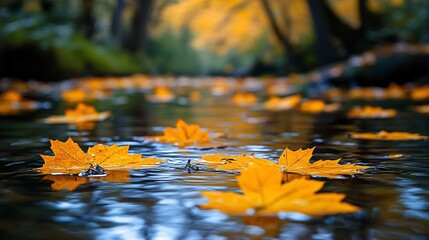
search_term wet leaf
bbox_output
[43,170,130,191]
[412,105,429,114]
[43,103,110,124]
[199,164,360,216]
[146,87,175,103]
[264,94,301,111]
[0,90,38,115]
[347,106,397,118]
[61,88,87,103]
[277,147,369,178]
[197,154,276,171]
[300,100,340,113]
[232,93,258,106]
[348,130,428,140]
[38,138,165,174]
[147,119,213,147]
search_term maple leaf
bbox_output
[348,130,428,140]
[278,147,369,178]
[146,87,175,103]
[43,170,130,191]
[347,106,397,118]
[232,93,258,106]
[38,138,165,174]
[158,119,210,146]
[299,100,341,113]
[43,103,110,124]
[199,164,360,216]
[197,154,276,171]
[264,94,301,111]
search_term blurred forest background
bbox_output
[1,0,429,84]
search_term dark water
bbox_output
[1,88,429,239]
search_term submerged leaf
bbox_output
[348,130,428,140]
[38,137,165,174]
[199,164,359,216]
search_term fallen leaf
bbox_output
[277,147,369,178]
[199,164,360,216]
[264,94,301,111]
[197,154,276,171]
[388,154,404,159]
[43,170,130,191]
[43,103,110,124]
[0,90,38,115]
[147,119,211,147]
[410,85,429,100]
[38,138,165,174]
[61,88,87,103]
[347,106,397,118]
[300,100,341,113]
[146,87,175,103]
[412,105,429,113]
[232,93,258,106]
[348,130,428,140]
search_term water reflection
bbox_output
[0,89,428,239]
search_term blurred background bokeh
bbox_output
[1,0,429,84]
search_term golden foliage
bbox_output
[278,147,369,178]
[197,154,275,171]
[146,87,175,103]
[264,94,301,111]
[232,93,258,106]
[43,103,110,124]
[38,138,164,174]
[347,106,397,118]
[0,90,38,115]
[159,119,210,146]
[199,164,360,216]
[348,130,428,140]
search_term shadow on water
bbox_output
[0,90,429,239]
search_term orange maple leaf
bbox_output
[199,164,359,216]
[38,138,165,174]
[264,94,301,111]
[43,103,110,124]
[347,106,397,118]
[197,154,275,171]
[159,119,210,146]
[348,130,428,140]
[278,147,369,178]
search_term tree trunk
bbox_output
[260,0,301,72]
[128,0,153,52]
[110,0,125,46]
[307,0,338,65]
[79,0,95,39]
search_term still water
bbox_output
[0,87,428,239]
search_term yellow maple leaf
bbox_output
[43,103,111,124]
[61,88,87,103]
[146,87,175,103]
[158,119,210,146]
[347,106,397,118]
[197,154,275,171]
[232,93,258,106]
[264,94,301,111]
[199,164,360,216]
[348,130,428,140]
[299,100,341,113]
[278,147,369,178]
[43,170,130,191]
[38,138,165,174]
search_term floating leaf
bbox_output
[232,93,258,106]
[264,94,301,111]
[410,85,429,100]
[348,130,428,140]
[43,170,130,191]
[61,88,87,103]
[145,119,214,148]
[43,103,110,125]
[38,138,165,174]
[197,154,275,171]
[300,100,340,113]
[277,147,369,178]
[347,106,397,118]
[0,90,38,115]
[412,105,429,114]
[199,164,359,216]
[146,87,175,103]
